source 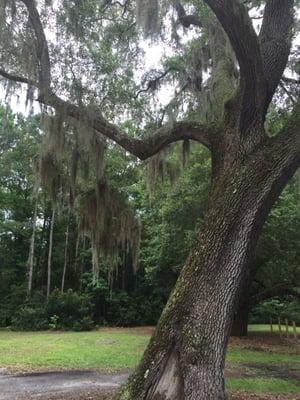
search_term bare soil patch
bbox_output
[243,363,300,382]
[15,389,300,400]
[229,335,300,355]
[6,388,113,400]
[230,393,300,400]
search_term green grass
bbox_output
[226,377,300,393]
[0,330,149,372]
[227,347,300,364]
[0,328,299,395]
[248,323,300,334]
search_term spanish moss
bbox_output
[136,0,160,38]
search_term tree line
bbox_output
[0,105,298,333]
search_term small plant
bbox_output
[48,314,60,330]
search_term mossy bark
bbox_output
[115,137,299,400]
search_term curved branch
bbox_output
[21,0,51,92]
[271,99,300,159]
[259,0,294,109]
[174,2,203,28]
[43,93,212,159]
[204,0,262,76]
[261,100,300,209]
[135,68,177,99]
[279,82,296,105]
[0,67,213,159]
[204,0,267,131]
[0,68,37,86]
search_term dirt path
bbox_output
[0,369,299,400]
[1,342,299,400]
[0,371,128,400]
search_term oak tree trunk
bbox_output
[117,138,299,400]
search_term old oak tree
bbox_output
[0,0,299,399]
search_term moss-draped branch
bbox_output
[0,0,298,164]
[204,0,295,132]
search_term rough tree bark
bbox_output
[116,126,300,399]
[0,0,299,398]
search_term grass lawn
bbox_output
[249,324,300,334]
[0,329,149,372]
[226,378,300,393]
[0,326,299,395]
[227,347,300,364]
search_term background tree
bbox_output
[0,106,41,323]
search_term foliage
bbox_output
[46,289,94,331]
[0,90,299,331]
[11,306,48,331]
[251,299,300,324]
[10,289,94,331]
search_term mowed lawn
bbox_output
[249,324,300,334]
[0,325,299,395]
[0,329,149,372]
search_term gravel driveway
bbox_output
[0,371,128,399]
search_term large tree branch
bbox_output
[259,0,294,111]
[0,2,213,160]
[43,93,212,159]
[0,68,37,86]
[270,99,300,161]
[174,2,203,28]
[204,0,268,135]
[0,67,213,158]
[282,76,300,85]
[204,0,263,83]
[21,0,51,92]
[260,100,300,213]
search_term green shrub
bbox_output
[250,298,300,324]
[46,289,94,330]
[9,289,95,331]
[106,291,138,326]
[72,316,94,331]
[11,306,48,331]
